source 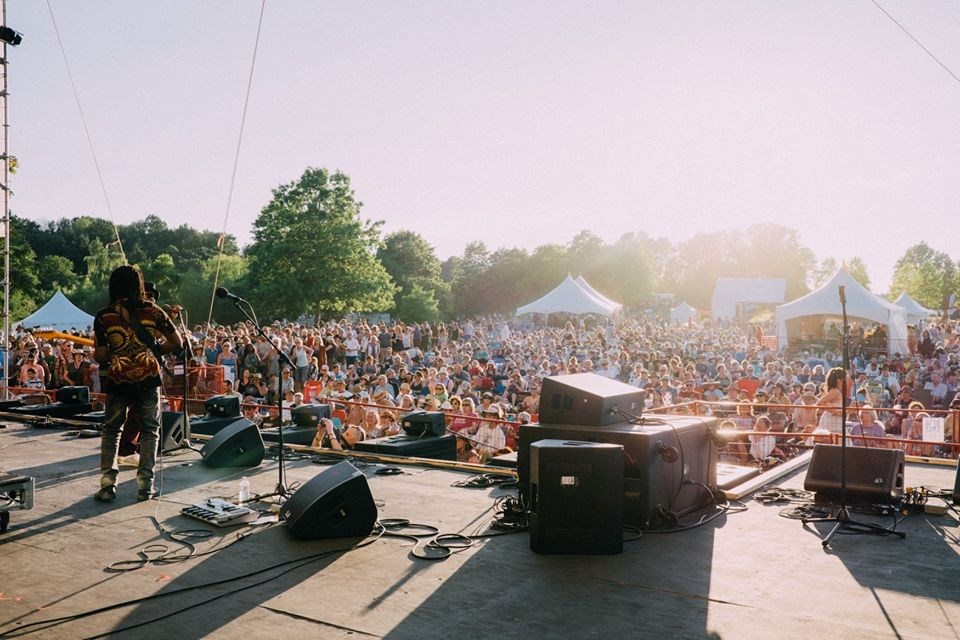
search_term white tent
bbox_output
[516,275,619,316]
[670,301,698,324]
[893,292,937,325]
[18,291,94,332]
[575,276,622,311]
[776,269,908,356]
[712,278,786,321]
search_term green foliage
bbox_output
[889,242,958,310]
[37,255,76,298]
[394,283,440,323]
[664,223,814,309]
[847,257,871,290]
[245,168,395,321]
[377,230,448,313]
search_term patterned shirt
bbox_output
[94,299,177,393]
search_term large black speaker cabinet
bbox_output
[204,395,241,418]
[401,411,446,437]
[160,411,185,452]
[530,439,624,554]
[280,461,378,540]
[519,415,717,529]
[189,414,243,436]
[292,403,331,427]
[201,418,264,468]
[13,401,93,419]
[56,386,90,404]
[538,373,644,427]
[804,444,905,504]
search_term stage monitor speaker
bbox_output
[280,461,377,540]
[56,386,90,404]
[530,439,624,554]
[804,444,905,504]
[201,418,264,468]
[160,411,185,452]
[292,403,331,427]
[205,395,240,418]
[401,411,446,437]
[538,373,644,427]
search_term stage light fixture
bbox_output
[0,27,22,47]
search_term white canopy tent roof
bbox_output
[516,275,620,316]
[711,278,786,321]
[18,291,94,332]
[575,276,622,311]
[670,301,698,325]
[776,269,908,356]
[893,292,937,325]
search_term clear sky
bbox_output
[7,1,960,293]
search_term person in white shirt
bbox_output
[344,332,360,365]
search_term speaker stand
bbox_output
[801,284,904,546]
[219,295,295,497]
[162,310,202,456]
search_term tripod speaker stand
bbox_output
[801,284,905,547]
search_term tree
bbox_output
[245,168,395,321]
[38,255,77,298]
[889,242,958,310]
[847,257,871,290]
[394,283,440,323]
[377,231,448,312]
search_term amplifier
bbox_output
[519,415,718,529]
[354,433,457,461]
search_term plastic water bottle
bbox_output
[238,476,250,506]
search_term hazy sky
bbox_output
[8,1,960,293]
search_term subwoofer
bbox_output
[538,373,644,427]
[530,439,624,554]
[804,444,905,503]
[200,418,264,468]
[280,461,377,540]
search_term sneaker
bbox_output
[94,486,117,502]
[117,453,140,468]
[137,489,159,502]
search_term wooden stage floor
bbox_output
[0,420,958,639]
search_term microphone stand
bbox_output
[219,295,295,497]
[804,285,904,546]
[160,306,202,455]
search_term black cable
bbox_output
[0,528,383,639]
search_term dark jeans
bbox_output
[99,387,161,493]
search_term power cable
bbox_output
[870,0,960,87]
[44,0,126,263]
[207,0,267,326]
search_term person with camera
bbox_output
[311,417,365,451]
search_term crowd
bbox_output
[7,309,960,463]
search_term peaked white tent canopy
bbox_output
[18,291,94,332]
[670,301,698,325]
[516,275,620,316]
[712,278,786,322]
[575,276,622,311]
[893,292,936,325]
[776,269,908,356]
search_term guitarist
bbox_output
[93,266,182,502]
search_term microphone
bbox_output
[838,285,846,305]
[215,287,246,303]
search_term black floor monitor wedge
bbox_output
[280,461,377,540]
[201,418,264,468]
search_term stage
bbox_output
[0,419,959,639]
